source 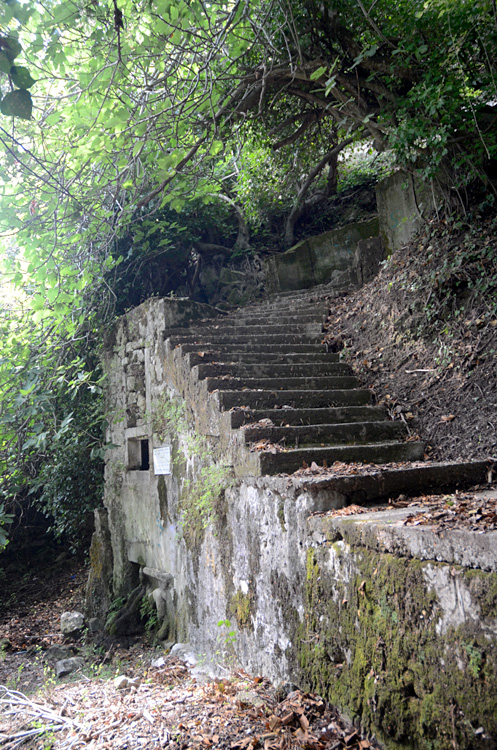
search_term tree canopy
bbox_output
[0,0,496,548]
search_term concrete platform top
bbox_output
[308,503,497,572]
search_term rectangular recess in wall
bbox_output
[128,437,150,471]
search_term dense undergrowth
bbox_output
[325,207,497,462]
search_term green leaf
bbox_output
[2,37,22,62]
[310,66,327,81]
[0,51,11,74]
[364,44,378,58]
[10,66,36,89]
[325,75,337,96]
[31,294,46,311]
[0,89,33,119]
[210,140,223,156]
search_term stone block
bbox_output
[44,645,74,664]
[85,508,114,621]
[354,236,386,285]
[60,611,85,637]
[55,657,84,677]
[376,170,439,254]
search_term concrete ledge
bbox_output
[309,506,497,571]
[142,567,174,588]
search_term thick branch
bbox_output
[272,112,324,151]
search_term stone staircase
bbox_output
[164,289,430,476]
[161,287,490,494]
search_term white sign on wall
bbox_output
[153,445,171,475]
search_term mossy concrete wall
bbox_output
[376,171,438,255]
[301,518,497,749]
[265,217,381,292]
[99,298,497,750]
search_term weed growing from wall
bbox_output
[215,619,237,669]
[151,392,233,545]
[151,391,188,441]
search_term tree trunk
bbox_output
[284,137,354,247]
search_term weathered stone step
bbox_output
[229,405,387,428]
[197,312,327,327]
[187,351,339,366]
[232,303,328,315]
[231,305,329,320]
[176,342,328,354]
[267,287,337,301]
[237,289,334,313]
[258,441,425,475]
[206,375,360,392]
[217,388,372,410]
[301,460,491,507]
[242,421,406,446]
[167,322,323,337]
[195,362,351,379]
[245,292,335,307]
[168,333,324,347]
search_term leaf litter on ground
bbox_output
[0,564,381,750]
[0,656,382,750]
[317,485,497,533]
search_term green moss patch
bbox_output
[230,589,253,630]
[298,546,497,750]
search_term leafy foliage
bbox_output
[0,0,37,120]
[0,502,13,549]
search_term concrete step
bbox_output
[217,388,372,410]
[229,406,388,428]
[230,309,327,323]
[168,333,324,347]
[195,362,351,379]
[246,288,334,301]
[258,441,426,475]
[301,460,491,506]
[206,375,360,392]
[177,342,328,354]
[235,296,330,309]
[242,421,406,447]
[233,301,327,312]
[260,284,343,301]
[197,312,327,327]
[166,322,323,337]
[232,304,330,319]
[187,351,339,366]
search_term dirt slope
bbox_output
[324,210,497,463]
